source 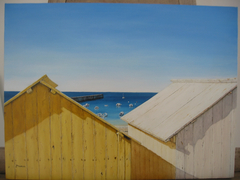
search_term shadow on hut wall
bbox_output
[175,88,237,178]
[4,82,96,143]
[176,88,237,155]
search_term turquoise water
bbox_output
[4,91,157,125]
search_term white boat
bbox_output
[103,113,108,117]
[116,103,122,107]
[94,106,99,110]
[119,111,124,116]
[129,104,133,107]
[97,113,102,117]
[83,103,89,107]
[97,112,108,118]
[122,93,125,99]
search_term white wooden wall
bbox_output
[176,88,237,179]
[129,88,236,179]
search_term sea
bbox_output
[4,91,157,125]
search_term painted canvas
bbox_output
[4,3,237,127]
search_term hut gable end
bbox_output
[4,75,134,180]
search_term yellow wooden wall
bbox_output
[5,83,131,180]
[131,140,175,179]
[5,81,176,180]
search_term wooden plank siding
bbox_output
[7,76,236,179]
[222,91,235,178]
[72,103,84,180]
[50,92,62,180]
[175,128,185,179]
[212,99,223,178]
[192,115,204,178]
[4,103,15,179]
[5,80,143,180]
[37,84,52,180]
[131,140,175,179]
[12,92,28,179]
[25,86,39,179]
[175,88,237,179]
[128,124,177,179]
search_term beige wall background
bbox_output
[0,0,239,147]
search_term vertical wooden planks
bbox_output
[148,140,154,180]
[175,129,185,179]
[94,119,106,180]
[145,145,150,180]
[202,108,213,178]
[151,145,159,180]
[184,123,193,179]
[83,113,95,180]
[106,128,118,180]
[232,88,237,109]
[50,93,62,180]
[192,115,204,178]
[140,145,146,180]
[37,84,51,179]
[222,92,233,177]
[72,104,84,180]
[212,100,223,178]
[231,88,237,177]
[4,103,15,179]
[61,98,72,179]
[155,140,163,180]
[25,87,39,179]
[131,140,139,180]
[118,133,125,180]
[105,126,108,179]
[125,139,131,180]
[230,108,235,177]
[131,139,176,179]
[12,94,27,179]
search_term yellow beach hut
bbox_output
[4,75,175,180]
[122,78,237,179]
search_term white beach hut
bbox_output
[121,78,237,179]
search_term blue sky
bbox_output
[4,3,237,92]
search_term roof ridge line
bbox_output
[171,77,237,83]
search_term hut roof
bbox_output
[121,78,237,142]
[5,75,131,139]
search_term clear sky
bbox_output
[4,3,238,92]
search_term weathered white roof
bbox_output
[121,78,237,142]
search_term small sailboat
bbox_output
[83,103,89,107]
[103,113,108,117]
[122,93,125,99]
[97,112,108,118]
[116,103,122,107]
[129,103,133,107]
[97,113,102,117]
[94,106,99,110]
[119,111,124,116]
